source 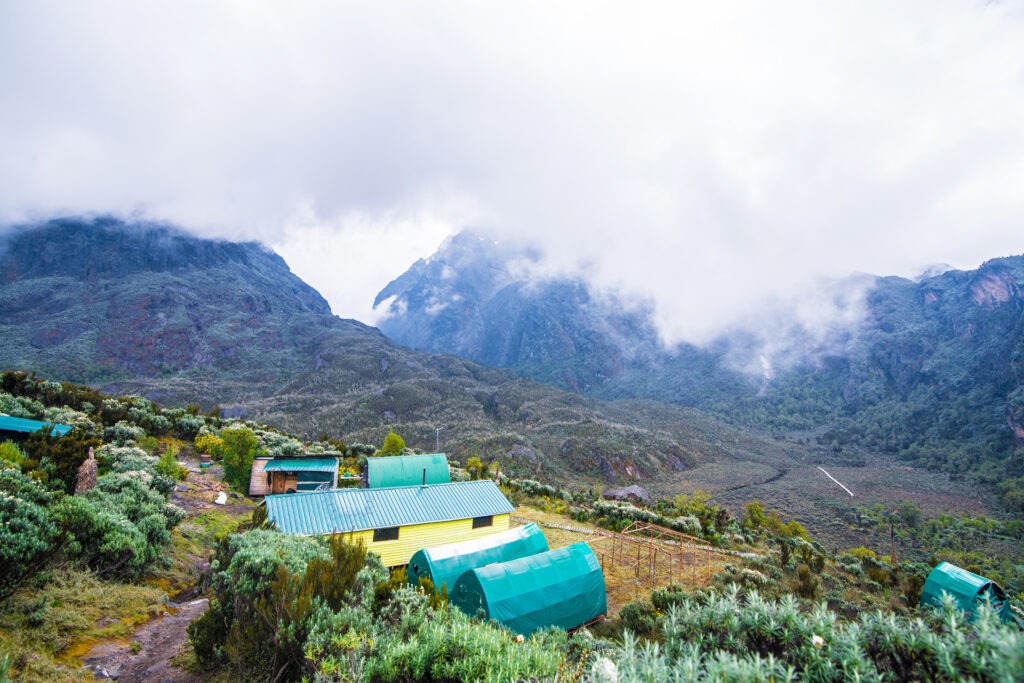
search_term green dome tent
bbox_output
[407,522,549,593]
[920,561,1013,623]
[449,542,607,635]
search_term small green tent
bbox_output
[449,542,607,635]
[365,453,450,488]
[920,561,1013,623]
[407,522,549,593]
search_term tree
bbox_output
[465,456,483,480]
[221,427,260,492]
[380,429,405,456]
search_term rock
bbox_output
[602,485,650,504]
[214,491,227,505]
[666,455,687,471]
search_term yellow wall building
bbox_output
[264,480,514,567]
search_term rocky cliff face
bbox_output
[0,217,331,385]
[373,230,667,392]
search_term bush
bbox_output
[103,421,146,445]
[0,463,59,599]
[174,414,205,440]
[53,473,184,578]
[220,428,260,492]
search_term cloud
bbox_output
[2,2,1023,344]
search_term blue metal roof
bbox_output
[265,480,514,535]
[263,457,338,473]
[0,415,73,437]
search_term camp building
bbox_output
[263,480,514,566]
[249,456,340,496]
[0,415,72,439]
[365,453,450,488]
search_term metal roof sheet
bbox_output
[265,480,513,535]
[365,453,450,488]
[263,457,338,473]
[0,415,73,437]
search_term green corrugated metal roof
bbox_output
[366,453,450,488]
[408,523,549,593]
[263,457,338,473]
[0,415,73,437]
[264,480,513,535]
[450,542,607,635]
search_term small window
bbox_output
[472,515,493,529]
[373,526,399,542]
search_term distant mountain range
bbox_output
[0,217,797,492]
[375,231,1024,509]
[2,217,1021,512]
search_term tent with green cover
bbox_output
[920,561,1013,623]
[407,522,549,593]
[449,542,607,635]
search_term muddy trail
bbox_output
[82,458,251,681]
[83,599,209,682]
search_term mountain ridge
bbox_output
[375,231,1024,509]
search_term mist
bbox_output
[2,2,1023,344]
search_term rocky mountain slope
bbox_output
[0,217,808,491]
[375,231,1024,509]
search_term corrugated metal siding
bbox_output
[263,457,338,473]
[265,480,513,536]
[0,415,73,437]
[342,515,511,567]
[366,453,450,488]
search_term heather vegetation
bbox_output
[1,371,1022,682]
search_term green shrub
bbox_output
[0,463,59,599]
[53,473,184,578]
[220,427,260,492]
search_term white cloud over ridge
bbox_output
[2,2,1023,340]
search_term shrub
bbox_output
[0,463,59,599]
[0,440,23,467]
[174,414,205,440]
[103,421,146,445]
[220,428,260,492]
[53,472,184,578]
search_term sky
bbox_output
[2,1,1023,346]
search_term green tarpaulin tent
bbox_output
[920,561,1013,623]
[449,542,607,635]
[407,522,549,593]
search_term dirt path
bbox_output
[83,599,209,682]
[82,455,252,681]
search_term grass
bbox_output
[513,506,729,616]
[0,568,166,683]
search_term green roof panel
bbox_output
[264,480,513,535]
[0,415,73,437]
[407,522,549,593]
[450,542,607,635]
[263,457,338,473]
[366,453,450,488]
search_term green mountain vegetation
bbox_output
[0,373,1020,681]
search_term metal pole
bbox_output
[435,425,446,453]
